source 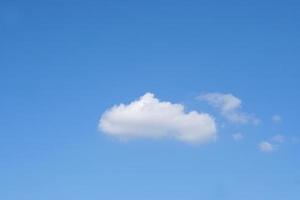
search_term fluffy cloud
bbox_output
[198,93,259,124]
[232,133,244,141]
[99,93,217,144]
[259,141,275,152]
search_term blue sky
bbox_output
[1,0,300,199]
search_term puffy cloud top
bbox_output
[99,93,217,144]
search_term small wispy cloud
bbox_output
[99,93,217,144]
[291,137,300,144]
[272,115,282,123]
[272,134,285,143]
[259,134,285,153]
[232,133,244,141]
[259,141,275,152]
[198,93,259,125]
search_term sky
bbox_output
[1,0,300,199]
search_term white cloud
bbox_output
[259,141,275,152]
[272,115,282,123]
[198,93,259,124]
[272,134,285,143]
[232,133,244,141]
[99,93,217,144]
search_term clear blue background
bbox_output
[1,0,300,199]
